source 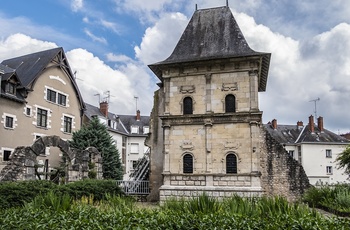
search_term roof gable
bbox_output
[1,47,85,109]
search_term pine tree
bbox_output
[69,117,123,180]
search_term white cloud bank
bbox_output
[1,7,349,133]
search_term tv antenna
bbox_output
[309,97,320,119]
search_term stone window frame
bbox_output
[61,114,75,134]
[181,96,195,115]
[183,153,194,174]
[44,86,69,107]
[225,152,238,174]
[24,105,32,117]
[33,105,51,129]
[2,113,17,129]
[224,94,236,113]
[1,147,13,162]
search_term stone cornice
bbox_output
[160,112,262,126]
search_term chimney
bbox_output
[317,116,324,132]
[136,110,141,121]
[308,115,314,133]
[272,119,277,130]
[99,101,108,117]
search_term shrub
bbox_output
[55,179,122,201]
[0,180,57,209]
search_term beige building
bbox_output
[147,5,310,202]
[147,6,271,201]
[0,48,85,175]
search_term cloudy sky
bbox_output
[1,0,350,134]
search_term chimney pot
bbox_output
[99,101,108,118]
[136,110,141,121]
[308,115,314,133]
[317,116,324,132]
[272,119,277,129]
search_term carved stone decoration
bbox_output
[224,141,241,150]
[180,85,196,94]
[221,82,238,91]
[180,141,194,151]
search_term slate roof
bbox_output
[1,47,85,109]
[0,63,26,102]
[264,123,350,145]
[84,103,150,137]
[1,47,62,87]
[118,114,150,137]
[149,6,271,91]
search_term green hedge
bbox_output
[0,179,122,209]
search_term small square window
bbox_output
[3,150,11,161]
[326,166,333,174]
[47,89,56,103]
[131,126,139,134]
[5,83,15,95]
[37,108,48,128]
[26,107,31,116]
[64,116,72,133]
[288,150,294,158]
[58,93,66,106]
[5,116,13,128]
[326,149,332,158]
[143,126,149,134]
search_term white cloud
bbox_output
[71,0,83,12]
[0,33,57,60]
[83,29,107,45]
[134,12,188,65]
[234,11,350,132]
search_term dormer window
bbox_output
[131,125,139,134]
[143,126,149,134]
[5,82,15,95]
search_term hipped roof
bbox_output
[149,6,271,91]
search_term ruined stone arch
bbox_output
[0,135,102,182]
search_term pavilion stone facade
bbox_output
[146,6,309,202]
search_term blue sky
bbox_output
[1,0,350,134]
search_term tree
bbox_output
[69,117,123,180]
[336,144,350,176]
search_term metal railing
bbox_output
[116,180,150,195]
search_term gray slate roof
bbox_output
[264,123,350,145]
[1,48,63,87]
[149,6,271,91]
[84,103,150,137]
[1,47,85,108]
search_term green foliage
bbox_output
[303,183,350,215]
[55,179,122,201]
[69,116,123,180]
[336,144,350,175]
[25,191,72,212]
[0,179,123,209]
[1,194,350,229]
[0,180,57,209]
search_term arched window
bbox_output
[226,153,237,174]
[183,97,193,115]
[225,94,236,113]
[183,154,193,173]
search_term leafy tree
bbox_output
[69,117,123,180]
[336,144,350,176]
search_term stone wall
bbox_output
[0,136,102,182]
[260,127,310,201]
